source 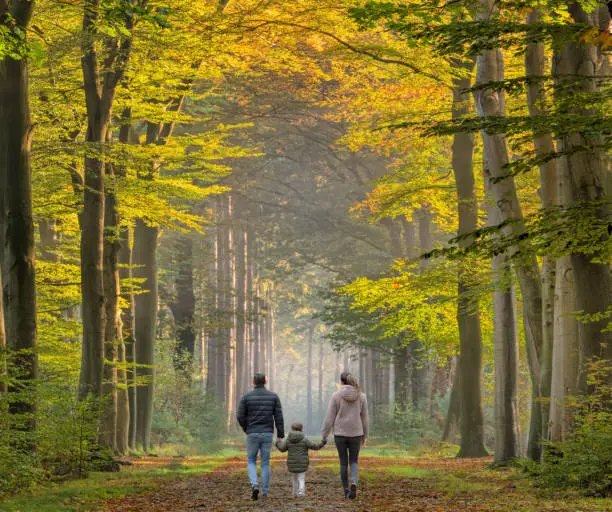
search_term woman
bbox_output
[321,371,368,499]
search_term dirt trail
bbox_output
[103,454,612,511]
[103,455,446,512]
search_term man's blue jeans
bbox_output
[246,432,273,494]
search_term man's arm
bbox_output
[321,395,338,439]
[273,395,285,438]
[236,395,247,433]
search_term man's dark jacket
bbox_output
[237,385,285,438]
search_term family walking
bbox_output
[236,371,369,501]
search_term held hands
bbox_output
[321,438,328,448]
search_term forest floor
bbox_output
[2,450,612,511]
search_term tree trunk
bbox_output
[0,267,5,394]
[410,209,434,411]
[215,199,228,401]
[549,256,579,441]
[306,325,314,433]
[473,12,543,458]
[0,31,38,442]
[226,196,237,431]
[394,341,410,408]
[269,302,277,390]
[450,57,487,458]
[489,194,520,462]
[234,222,246,407]
[492,271,520,462]
[119,233,137,451]
[100,155,120,452]
[443,366,460,443]
[168,235,196,366]
[118,122,137,451]
[553,4,612,392]
[133,219,158,451]
[525,8,558,448]
[206,228,219,397]
[318,337,324,423]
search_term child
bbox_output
[275,421,327,498]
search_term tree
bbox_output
[0,0,38,445]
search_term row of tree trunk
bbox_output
[204,195,278,429]
[450,0,611,461]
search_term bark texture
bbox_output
[450,57,487,458]
[473,13,543,458]
[133,218,158,451]
[553,4,612,392]
[525,8,557,448]
[0,4,38,440]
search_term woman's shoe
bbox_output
[349,483,357,499]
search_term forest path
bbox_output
[102,453,612,512]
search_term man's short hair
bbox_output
[291,421,303,432]
[253,373,266,386]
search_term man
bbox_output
[237,373,285,501]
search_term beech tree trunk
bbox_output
[133,218,158,451]
[215,199,228,401]
[235,225,246,408]
[168,235,196,367]
[306,325,314,433]
[226,196,237,430]
[473,9,543,458]
[525,8,557,447]
[318,337,324,421]
[410,209,433,411]
[101,155,120,452]
[489,199,520,462]
[553,4,612,392]
[450,57,487,457]
[118,123,137,450]
[0,266,8,393]
[443,368,460,443]
[549,256,578,441]
[206,228,220,397]
[0,8,38,442]
[0,268,5,394]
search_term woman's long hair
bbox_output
[340,371,360,393]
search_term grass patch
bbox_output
[384,465,442,479]
[0,451,238,512]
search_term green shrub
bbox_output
[532,360,612,497]
[152,346,225,452]
[373,401,442,448]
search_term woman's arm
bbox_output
[321,394,339,439]
[360,394,369,442]
[306,438,326,450]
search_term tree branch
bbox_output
[248,19,451,89]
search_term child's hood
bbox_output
[287,431,305,443]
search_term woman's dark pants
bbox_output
[334,435,362,494]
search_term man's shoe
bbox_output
[349,483,357,499]
[251,486,259,501]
